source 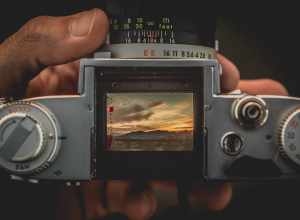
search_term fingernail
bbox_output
[70,9,96,37]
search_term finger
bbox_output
[52,63,79,88]
[56,186,85,220]
[81,181,108,219]
[26,64,77,97]
[124,189,157,220]
[25,74,48,97]
[106,181,157,220]
[106,181,130,213]
[71,60,81,71]
[189,183,232,211]
[238,79,289,96]
[151,181,178,212]
[217,53,240,92]
[29,69,61,97]
[0,9,108,97]
[152,181,232,212]
[68,60,81,84]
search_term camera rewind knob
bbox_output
[279,109,300,166]
[0,101,61,176]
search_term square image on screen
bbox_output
[106,93,194,151]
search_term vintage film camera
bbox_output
[0,0,300,183]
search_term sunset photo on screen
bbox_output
[106,93,194,151]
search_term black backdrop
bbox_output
[0,1,300,220]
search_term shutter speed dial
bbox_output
[0,113,45,163]
[0,102,61,175]
[279,109,300,166]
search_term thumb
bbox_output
[0,8,108,97]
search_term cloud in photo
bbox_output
[147,101,164,108]
[116,104,146,116]
[107,93,194,135]
[121,112,154,123]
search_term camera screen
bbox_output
[106,93,194,151]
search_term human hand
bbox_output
[0,9,108,98]
[0,8,289,220]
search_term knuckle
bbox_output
[27,16,51,27]
[25,16,51,31]
[18,16,52,44]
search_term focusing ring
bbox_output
[109,16,215,47]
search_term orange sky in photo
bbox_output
[107,93,194,135]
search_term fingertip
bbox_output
[125,192,157,220]
[65,8,109,59]
[87,8,109,45]
[123,182,157,220]
[38,9,109,65]
[49,72,61,94]
[217,53,240,92]
[189,183,232,212]
[206,183,232,211]
[263,79,289,96]
[106,181,130,212]
[93,8,109,32]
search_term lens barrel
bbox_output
[105,0,216,47]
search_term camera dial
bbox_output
[0,101,61,176]
[232,96,269,129]
[279,109,300,166]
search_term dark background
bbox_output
[0,1,299,220]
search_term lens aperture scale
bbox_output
[109,17,203,45]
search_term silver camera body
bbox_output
[1,54,300,183]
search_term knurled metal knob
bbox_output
[0,101,61,175]
[278,109,300,166]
